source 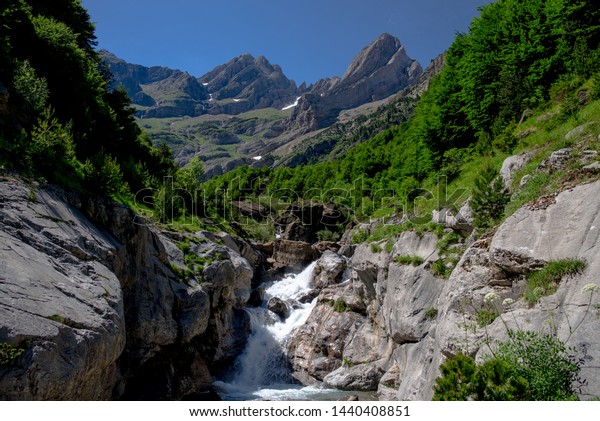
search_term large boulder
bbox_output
[313,251,347,289]
[500,151,534,188]
[272,240,318,270]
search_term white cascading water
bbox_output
[214,262,321,400]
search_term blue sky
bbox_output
[83,0,488,85]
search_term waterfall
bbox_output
[215,262,318,397]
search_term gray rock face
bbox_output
[323,364,385,391]
[0,177,256,400]
[272,240,318,270]
[200,54,301,114]
[288,181,600,400]
[0,181,125,400]
[313,251,346,289]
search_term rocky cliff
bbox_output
[0,176,260,400]
[199,54,301,115]
[287,177,600,400]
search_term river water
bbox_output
[213,262,365,401]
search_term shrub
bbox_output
[370,243,382,253]
[351,228,368,244]
[432,259,451,278]
[425,307,438,320]
[0,342,24,365]
[525,259,587,306]
[433,330,582,401]
[395,255,425,266]
[470,165,510,231]
[316,229,341,242]
[83,153,125,196]
[332,298,349,313]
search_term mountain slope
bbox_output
[199,54,301,114]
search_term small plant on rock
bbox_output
[0,342,24,365]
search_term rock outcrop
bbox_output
[0,177,254,400]
[288,182,600,400]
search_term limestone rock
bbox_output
[539,148,573,172]
[272,240,318,270]
[287,295,365,381]
[313,251,347,289]
[500,151,533,188]
[323,364,385,391]
[203,251,253,307]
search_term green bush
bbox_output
[351,228,368,244]
[316,229,341,242]
[431,259,451,278]
[525,259,587,306]
[433,330,581,401]
[332,298,350,313]
[470,165,510,231]
[395,255,425,266]
[0,342,24,365]
[425,307,438,320]
[83,153,125,196]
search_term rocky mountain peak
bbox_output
[340,33,407,85]
[289,33,423,132]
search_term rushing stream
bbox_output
[213,262,359,400]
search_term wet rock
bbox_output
[248,288,266,307]
[268,297,290,320]
[297,289,320,304]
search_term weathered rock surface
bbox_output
[313,251,346,289]
[0,181,125,400]
[0,177,255,400]
[323,364,385,391]
[289,181,600,400]
[500,152,534,188]
[272,240,318,270]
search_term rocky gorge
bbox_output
[2,144,600,400]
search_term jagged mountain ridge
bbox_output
[103,33,422,124]
[101,50,210,118]
[198,53,302,114]
[102,33,424,177]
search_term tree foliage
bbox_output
[0,0,175,195]
[433,330,581,401]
